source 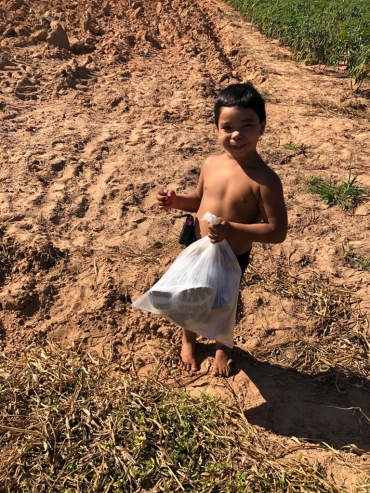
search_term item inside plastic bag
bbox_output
[132,214,241,348]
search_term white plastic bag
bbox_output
[132,217,241,348]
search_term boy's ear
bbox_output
[260,119,266,135]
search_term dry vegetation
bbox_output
[0,343,362,492]
[247,259,370,378]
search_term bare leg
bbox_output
[213,341,233,376]
[179,328,198,372]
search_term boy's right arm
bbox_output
[157,168,204,213]
[157,187,201,212]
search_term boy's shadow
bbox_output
[198,343,370,451]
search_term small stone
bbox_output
[46,23,70,50]
[149,322,160,332]
[8,0,24,11]
[219,73,229,83]
[354,204,370,216]
[157,326,173,339]
[81,12,101,35]
[0,290,26,310]
[70,39,86,54]
[33,29,48,41]
[15,26,30,37]
[50,158,66,172]
[41,17,51,29]
[3,26,17,37]
[133,7,143,18]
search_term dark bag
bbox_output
[177,214,196,246]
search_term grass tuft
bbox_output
[308,174,367,211]
[282,142,300,152]
[342,245,370,273]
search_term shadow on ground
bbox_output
[198,343,370,451]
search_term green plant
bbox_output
[283,142,300,151]
[308,173,367,210]
[225,0,370,84]
[342,245,370,272]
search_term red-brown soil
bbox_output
[1,0,370,489]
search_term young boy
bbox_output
[157,83,287,376]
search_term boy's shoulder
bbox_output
[256,162,284,196]
[199,153,225,174]
[261,161,283,181]
[203,153,224,166]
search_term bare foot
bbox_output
[212,341,233,377]
[178,328,198,372]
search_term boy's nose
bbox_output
[231,130,242,139]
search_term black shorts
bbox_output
[235,249,251,276]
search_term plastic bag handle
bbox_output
[201,212,220,225]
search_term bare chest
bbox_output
[203,170,259,209]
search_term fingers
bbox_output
[208,232,221,243]
[207,220,230,242]
[157,197,170,209]
[208,224,222,243]
[157,187,169,199]
[157,187,172,209]
[208,229,217,242]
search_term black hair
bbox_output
[214,83,266,127]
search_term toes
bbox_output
[178,358,197,372]
[212,361,233,377]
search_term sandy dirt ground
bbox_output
[1,0,370,489]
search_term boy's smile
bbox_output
[217,106,265,161]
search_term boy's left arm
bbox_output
[254,176,288,243]
[208,174,288,244]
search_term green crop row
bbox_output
[225,0,370,83]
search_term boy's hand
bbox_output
[157,187,176,210]
[208,219,232,243]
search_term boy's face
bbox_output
[216,106,265,160]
